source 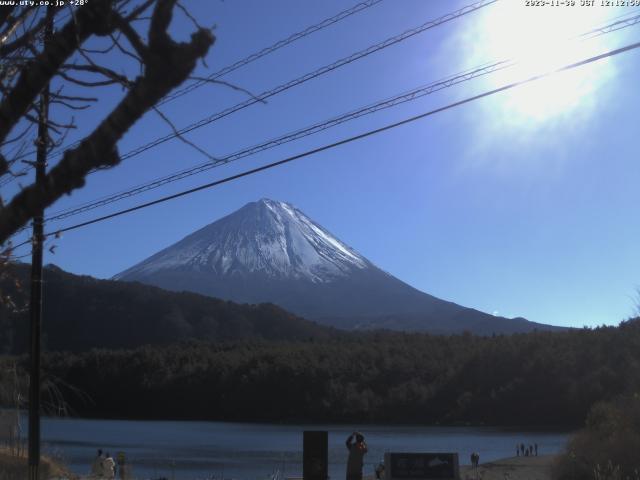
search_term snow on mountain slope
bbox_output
[115,199,561,334]
[115,199,369,283]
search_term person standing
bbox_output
[91,449,105,477]
[117,451,127,479]
[103,452,116,479]
[346,432,368,480]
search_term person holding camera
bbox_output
[346,432,368,480]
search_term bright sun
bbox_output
[467,1,628,123]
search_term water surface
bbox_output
[36,417,570,480]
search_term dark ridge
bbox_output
[0,263,336,354]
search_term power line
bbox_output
[44,11,640,223]
[14,0,497,218]
[46,60,513,221]
[159,0,386,105]
[1,0,386,185]
[9,11,640,248]
[4,0,498,192]
[4,232,33,255]
[11,1,495,190]
[31,0,495,174]
[42,7,640,204]
[580,8,640,39]
[116,0,497,162]
[42,38,640,239]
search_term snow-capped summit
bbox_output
[115,199,559,334]
[115,198,368,283]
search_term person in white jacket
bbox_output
[102,452,116,479]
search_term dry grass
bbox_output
[0,446,78,480]
[553,396,640,480]
[460,455,555,480]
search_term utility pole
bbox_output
[28,8,53,480]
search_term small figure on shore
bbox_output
[103,452,116,479]
[520,443,524,456]
[534,443,538,456]
[516,444,519,457]
[471,452,480,468]
[91,449,105,477]
[116,451,127,479]
[346,432,368,480]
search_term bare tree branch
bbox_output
[109,31,143,66]
[112,12,148,61]
[176,1,203,31]
[0,0,215,244]
[152,105,218,162]
[1,7,34,44]
[0,0,116,145]
[0,9,48,57]
[1,121,32,147]
[50,99,92,111]
[0,7,15,31]
[81,34,120,55]
[69,57,132,85]
[124,0,156,22]
[0,153,7,177]
[189,76,267,104]
[52,93,98,103]
[57,70,121,87]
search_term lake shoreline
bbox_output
[460,455,557,480]
[36,412,579,431]
[0,452,558,480]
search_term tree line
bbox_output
[2,319,639,426]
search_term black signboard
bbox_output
[303,431,328,480]
[386,453,459,480]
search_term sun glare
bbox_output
[467,2,626,123]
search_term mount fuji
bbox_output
[114,199,558,334]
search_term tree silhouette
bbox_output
[0,0,214,246]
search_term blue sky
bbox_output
[5,0,640,328]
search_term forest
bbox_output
[2,319,638,427]
[0,263,336,353]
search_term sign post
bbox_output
[303,431,328,480]
[384,453,460,480]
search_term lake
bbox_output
[35,417,571,480]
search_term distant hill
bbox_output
[0,263,335,354]
[115,198,562,334]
